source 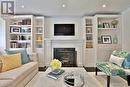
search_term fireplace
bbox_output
[44,39,83,66]
[54,48,77,67]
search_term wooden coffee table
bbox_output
[25,67,102,87]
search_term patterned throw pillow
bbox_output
[0,53,22,72]
[109,55,124,67]
[0,59,2,73]
[112,50,130,68]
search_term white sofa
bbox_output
[0,53,38,87]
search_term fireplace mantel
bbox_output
[44,38,84,41]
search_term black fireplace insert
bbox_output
[54,48,77,67]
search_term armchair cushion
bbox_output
[96,62,125,76]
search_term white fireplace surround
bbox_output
[44,39,84,66]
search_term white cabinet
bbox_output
[84,49,96,67]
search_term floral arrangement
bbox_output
[50,59,62,70]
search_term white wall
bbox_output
[0,17,6,49]
[122,8,130,53]
[44,17,83,39]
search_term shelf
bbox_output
[36,40,43,42]
[98,28,117,30]
[85,48,94,50]
[86,41,93,42]
[86,47,93,48]
[97,44,120,47]
[97,43,118,45]
[9,25,31,27]
[86,33,93,34]
[10,40,31,42]
[35,26,43,28]
[86,26,92,27]
[35,33,43,34]
[10,33,31,35]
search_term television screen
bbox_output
[54,24,75,36]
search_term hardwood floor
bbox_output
[88,72,130,87]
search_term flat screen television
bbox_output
[54,24,75,36]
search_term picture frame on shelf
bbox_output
[10,34,19,40]
[21,27,29,33]
[86,27,92,33]
[101,35,112,44]
[10,27,21,33]
[27,28,31,32]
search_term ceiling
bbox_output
[15,0,130,17]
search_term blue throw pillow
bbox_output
[122,58,130,69]
[5,48,31,64]
[122,52,130,69]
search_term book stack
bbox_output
[47,69,65,80]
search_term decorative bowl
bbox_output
[64,72,84,87]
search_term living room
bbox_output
[0,0,130,87]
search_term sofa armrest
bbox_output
[28,53,38,62]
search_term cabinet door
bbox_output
[36,48,44,67]
[84,49,96,67]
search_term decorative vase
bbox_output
[113,35,118,44]
[111,20,118,28]
[50,59,62,70]
[98,21,103,28]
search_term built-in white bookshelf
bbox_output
[8,15,33,51]
[84,17,94,48]
[83,15,122,67]
[7,15,44,54]
[34,17,44,48]
[94,15,122,62]
[83,17,96,67]
[34,16,44,66]
[95,15,120,45]
[6,15,45,67]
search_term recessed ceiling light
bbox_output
[102,4,106,8]
[21,5,25,8]
[62,4,66,8]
